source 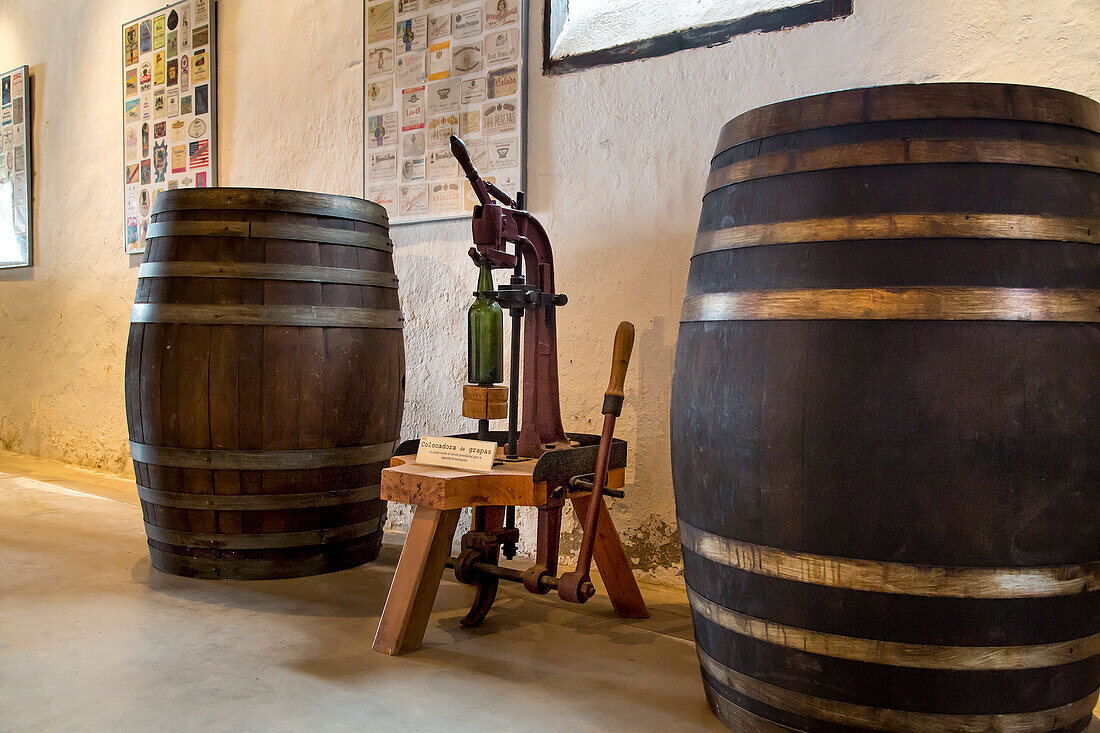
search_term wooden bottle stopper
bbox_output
[462,384,508,420]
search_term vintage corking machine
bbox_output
[372,136,648,656]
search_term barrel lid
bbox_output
[151,187,389,227]
[714,82,1100,157]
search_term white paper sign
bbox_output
[416,436,497,472]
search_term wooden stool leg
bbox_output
[570,495,648,619]
[373,506,461,656]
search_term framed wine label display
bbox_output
[0,65,32,269]
[121,0,217,253]
[364,0,527,224]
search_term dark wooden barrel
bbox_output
[125,188,404,580]
[671,83,1100,732]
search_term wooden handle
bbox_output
[602,322,634,416]
[606,321,635,398]
[450,135,478,180]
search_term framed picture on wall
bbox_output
[364,0,528,224]
[122,0,218,254]
[0,65,32,269]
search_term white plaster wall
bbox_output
[0,0,1097,583]
[0,0,365,473]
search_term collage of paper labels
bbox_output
[365,0,524,223]
[0,66,31,266]
[122,0,216,253]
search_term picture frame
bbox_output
[122,0,218,253]
[364,0,529,225]
[0,65,32,269]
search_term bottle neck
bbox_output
[476,263,494,298]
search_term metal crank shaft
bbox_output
[447,557,559,592]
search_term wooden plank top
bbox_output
[382,454,626,510]
[382,454,543,509]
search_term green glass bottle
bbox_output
[468,262,503,385]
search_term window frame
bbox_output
[543,0,854,75]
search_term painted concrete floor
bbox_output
[0,450,724,733]
[1,450,1097,733]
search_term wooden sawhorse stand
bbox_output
[372,449,648,656]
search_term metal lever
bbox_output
[450,135,515,208]
[558,322,635,603]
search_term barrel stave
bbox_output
[702,671,1097,733]
[709,118,1100,175]
[673,320,1099,567]
[685,239,1100,292]
[698,164,1100,234]
[691,606,1100,712]
[682,552,1100,648]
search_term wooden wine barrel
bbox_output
[671,83,1100,732]
[125,188,404,580]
